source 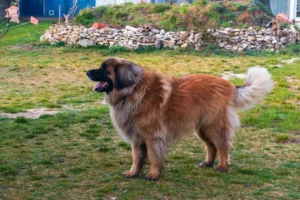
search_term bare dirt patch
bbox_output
[11,44,35,51]
[221,71,246,80]
[0,108,59,119]
[286,76,300,92]
[282,57,300,64]
[289,139,300,144]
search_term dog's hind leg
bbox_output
[212,106,239,172]
[213,140,231,173]
[144,137,167,180]
[197,131,217,168]
[209,126,234,173]
[123,143,147,178]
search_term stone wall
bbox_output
[41,24,300,53]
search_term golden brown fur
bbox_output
[88,58,273,180]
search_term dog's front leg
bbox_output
[144,138,167,181]
[123,143,146,178]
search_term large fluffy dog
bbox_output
[87,57,273,180]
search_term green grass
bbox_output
[0,20,300,199]
[74,1,268,31]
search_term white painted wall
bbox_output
[96,0,150,6]
[289,0,296,20]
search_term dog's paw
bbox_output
[122,170,139,178]
[144,173,159,181]
[198,161,214,168]
[213,166,228,173]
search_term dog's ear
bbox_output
[114,60,143,90]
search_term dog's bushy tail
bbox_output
[234,66,274,111]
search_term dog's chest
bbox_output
[109,103,139,143]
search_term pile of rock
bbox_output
[41,24,204,50]
[40,24,300,52]
[210,26,299,52]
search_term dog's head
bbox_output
[86,58,143,94]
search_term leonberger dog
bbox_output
[87,57,273,180]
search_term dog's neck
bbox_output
[104,70,151,106]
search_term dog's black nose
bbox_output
[86,71,91,76]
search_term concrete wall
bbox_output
[0,0,11,20]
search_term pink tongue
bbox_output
[93,82,106,91]
[94,82,102,91]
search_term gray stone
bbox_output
[237,48,244,53]
[231,36,240,40]
[139,43,155,47]
[154,40,163,49]
[219,43,225,48]
[248,36,256,41]
[40,31,52,42]
[280,37,287,44]
[241,43,248,49]
[257,38,265,42]
[188,33,194,41]
[219,30,228,34]
[160,29,165,35]
[125,25,138,33]
[195,43,201,50]
[163,40,175,49]
[181,43,188,48]
[155,34,163,39]
[151,28,160,34]
[80,33,88,38]
[264,36,271,41]
[194,33,202,42]
[78,39,95,47]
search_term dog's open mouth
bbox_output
[94,81,108,92]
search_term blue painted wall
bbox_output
[20,0,95,17]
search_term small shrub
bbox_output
[275,134,290,143]
[94,6,108,18]
[285,44,300,54]
[53,41,65,47]
[38,159,54,166]
[118,142,131,150]
[193,0,208,7]
[134,46,158,54]
[68,167,86,174]
[14,116,28,124]
[152,4,172,13]
[237,168,257,175]
[124,2,134,5]
[180,5,189,14]
[230,2,248,11]
[115,10,129,18]
[74,9,94,25]
[212,3,225,13]
[106,45,129,54]
[0,164,18,176]
[220,21,234,27]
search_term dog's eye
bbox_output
[104,68,110,74]
[102,68,110,75]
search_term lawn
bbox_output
[0,21,299,200]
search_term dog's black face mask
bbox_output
[86,63,113,93]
